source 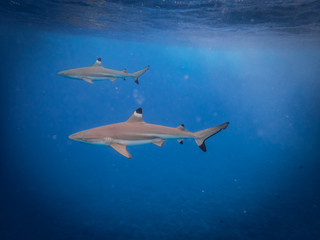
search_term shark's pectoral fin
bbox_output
[153,139,165,147]
[107,77,116,82]
[82,77,94,84]
[177,139,184,144]
[110,143,132,159]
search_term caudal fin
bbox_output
[131,66,150,84]
[194,122,229,152]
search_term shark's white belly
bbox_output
[91,76,118,80]
[71,74,124,81]
[116,139,156,146]
[76,76,113,80]
[144,133,191,139]
[88,73,126,79]
[90,77,108,80]
[114,133,191,146]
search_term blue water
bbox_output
[1,1,320,239]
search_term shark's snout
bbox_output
[58,70,66,75]
[69,133,75,140]
[69,132,81,140]
[69,131,97,143]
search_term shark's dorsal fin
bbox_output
[127,108,144,123]
[92,58,102,67]
[177,124,185,131]
[110,143,132,159]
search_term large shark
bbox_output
[69,108,229,158]
[58,58,149,84]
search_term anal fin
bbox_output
[110,143,132,159]
[153,139,165,147]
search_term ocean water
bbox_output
[1,1,320,239]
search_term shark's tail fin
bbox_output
[194,122,229,152]
[131,66,150,84]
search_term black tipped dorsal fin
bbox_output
[177,124,185,131]
[93,58,102,67]
[127,108,144,123]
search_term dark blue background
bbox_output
[1,22,320,240]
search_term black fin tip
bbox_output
[199,143,207,152]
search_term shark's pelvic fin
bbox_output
[110,143,132,159]
[153,139,165,147]
[177,139,184,144]
[92,58,102,67]
[82,77,94,84]
[126,108,144,123]
[107,77,116,82]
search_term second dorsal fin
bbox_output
[177,124,185,131]
[92,57,102,67]
[126,108,144,123]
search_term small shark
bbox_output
[58,58,149,84]
[69,108,229,158]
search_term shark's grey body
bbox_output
[69,108,229,158]
[58,58,149,84]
